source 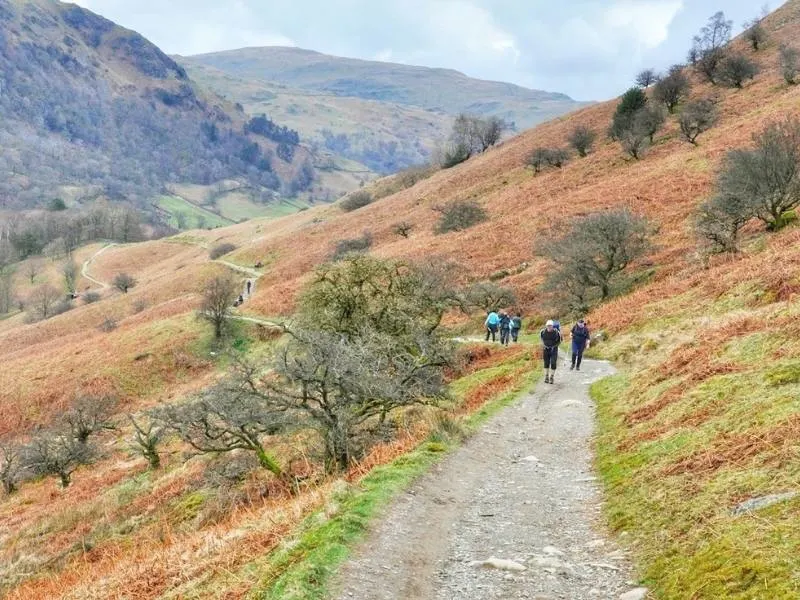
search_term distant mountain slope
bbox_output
[0,0,309,212]
[179,47,589,173]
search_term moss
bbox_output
[764,361,800,386]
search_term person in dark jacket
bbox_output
[499,311,512,346]
[570,319,591,371]
[540,319,562,384]
[510,313,522,343]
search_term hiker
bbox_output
[510,313,522,343]
[246,279,252,295]
[540,319,562,384]
[570,319,591,371]
[499,311,512,346]
[485,310,500,342]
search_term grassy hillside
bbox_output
[2,1,800,597]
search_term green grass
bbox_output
[247,353,537,600]
[592,366,800,600]
[155,195,232,229]
[216,194,309,222]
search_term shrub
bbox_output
[99,317,118,332]
[653,66,691,113]
[434,200,488,234]
[340,190,374,212]
[743,17,768,51]
[113,272,136,293]
[635,105,666,143]
[527,147,570,172]
[679,99,718,145]
[695,194,753,254]
[132,298,148,314]
[717,52,759,88]
[441,142,471,168]
[332,232,373,260]
[610,87,648,140]
[779,44,799,84]
[209,243,237,260]
[393,221,414,238]
[568,125,597,158]
[620,125,649,160]
[83,291,101,304]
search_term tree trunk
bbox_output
[256,447,282,477]
[59,471,71,488]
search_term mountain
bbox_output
[0,0,312,215]
[2,1,800,598]
[179,47,589,174]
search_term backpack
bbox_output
[511,316,522,329]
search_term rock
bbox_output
[731,492,798,516]
[470,557,527,572]
[619,588,649,600]
[522,455,540,463]
[542,546,565,556]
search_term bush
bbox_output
[568,125,597,158]
[679,99,718,145]
[743,17,768,51]
[527,147,570,173]
[113,272,136,293]
[209,243,237,260]
[695,194,753,254]
[780,44,799,84]
[332,232,373,260]
[653,67,691,113]
[51,299,74,317]
[610,87,647,141]
[717,53,759,88]
[620,126,649,160]
[340,190,374,212]
[393,221,414,238]
[132,298,148,314]
[83,291,101,304]
[441,142,471,168]
[434,200,488,234]
[634,105,666,143]
[99,317,118,332]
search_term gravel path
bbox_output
[331,358,646,600]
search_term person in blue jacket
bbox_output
[485,310,500,342]
[570,319,591,371]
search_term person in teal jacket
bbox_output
[485,310,500,342]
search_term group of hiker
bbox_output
[484,310,592,385]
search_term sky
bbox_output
[73,1,782,101]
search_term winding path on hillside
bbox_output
[81,243,117,289]
[332,358,645,600]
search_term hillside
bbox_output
[2,1,800,598]
[0,0,312,213]
[179,47,589,173]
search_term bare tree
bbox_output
[527,147,570,172]
[25,258,43,284]
[743,16,768,51]
[779,44,799,84]
[635,105,667,143]
[62,395,117,444]
[568,125,597,158]
[25,432,94,488]
[128,414,164,469]
[536,209,650,303]
[679,99,718,145]
[28,283,60,320]
[475,116,507,151]
[463,282,517,313]
[0,437,24,495]
[717,53,760,88]
[199,273,240,339]
[113,272,136,293]
[653,66,691,113]
[62,260,79,295]
[158,386,285,475]
[635,68,659,88]
[695,194,753,254]
[620,125,649,160]
[691,11,733,84]
[718,118,800,230]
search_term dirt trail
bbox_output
[332,358,644,600]
[81,243,117,288]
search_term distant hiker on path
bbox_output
[499,311,512,346]
[485,310,500,342]
[570,319,591,371]
[246,279,252,296]
[510,313,522,343]
[540,319,562,384]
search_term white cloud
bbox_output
[605,1,684,48]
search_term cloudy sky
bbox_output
[74,0,779,100]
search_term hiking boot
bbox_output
[544,375,550,384]
[570,365,574,371]
[576,366,581,371]
[549,377,555,384]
